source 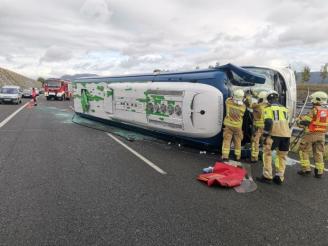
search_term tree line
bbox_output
[299,63,328,83]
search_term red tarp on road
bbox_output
[197,162,246,187]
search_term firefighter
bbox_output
[297,91,328,178]
[221,89,246,161]
[256,90,291,185]
[245,90,269,163]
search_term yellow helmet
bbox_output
[310,91,328,104]
[257,91,268,102]
[233,89,245,101]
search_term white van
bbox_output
[0,85,22,104]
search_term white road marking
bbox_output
[287,157,328,172]
[310,164,328,172]
[0,102,29,128]
[106,132,167,175]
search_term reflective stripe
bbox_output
[251,142,256,156]
[299,150,310,169]
[222,148,230,155]
[254,122,264,127]
[273,110,279,120]
[315,162,324,172]
[265,105,289,121]
[235,149,241,159]
[251,144,259,158]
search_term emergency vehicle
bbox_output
[72,63,297,151]
[44,78,72,101]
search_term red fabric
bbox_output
[197,162,246,187]
[32,90,36,98]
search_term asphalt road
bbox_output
[0,97,327,245]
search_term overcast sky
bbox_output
[0,0,328,79]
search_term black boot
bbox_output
[256,175,272,184]
[273,175,283,185]
[314,169,323,179]
[297,170,311,176]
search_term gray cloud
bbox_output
[40,46,73,63]
[79,0,113,23]
[1,0,328,79]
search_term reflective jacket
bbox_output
[298,106,328,133]
[223,98,246,128]
[250,102,268,128]
[263,103,291,137]
[300,106,328,133]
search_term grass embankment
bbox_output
[294,83,328,160]
[297,83,328,101]
[0,66,39,88]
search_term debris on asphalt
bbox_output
[72,114,155,141]
[202,166,213,173]
[234,162,257,193]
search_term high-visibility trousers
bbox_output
[299,132,325,174]
[251,127,264,161]
[263,136,290,180]
[222,126,243,160]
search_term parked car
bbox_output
[22,88,32,98]
[0,85,22,104]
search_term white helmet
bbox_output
[233,89,245,101]
[310,91,328,105]
[258,91,268,103]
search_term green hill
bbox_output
[0,67,40,89]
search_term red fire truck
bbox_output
[44,78,72,100]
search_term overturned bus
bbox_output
[72,63,297,152]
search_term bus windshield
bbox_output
[243,67,275,88]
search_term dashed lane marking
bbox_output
[106,132,167,175]
[0,102,29,128]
